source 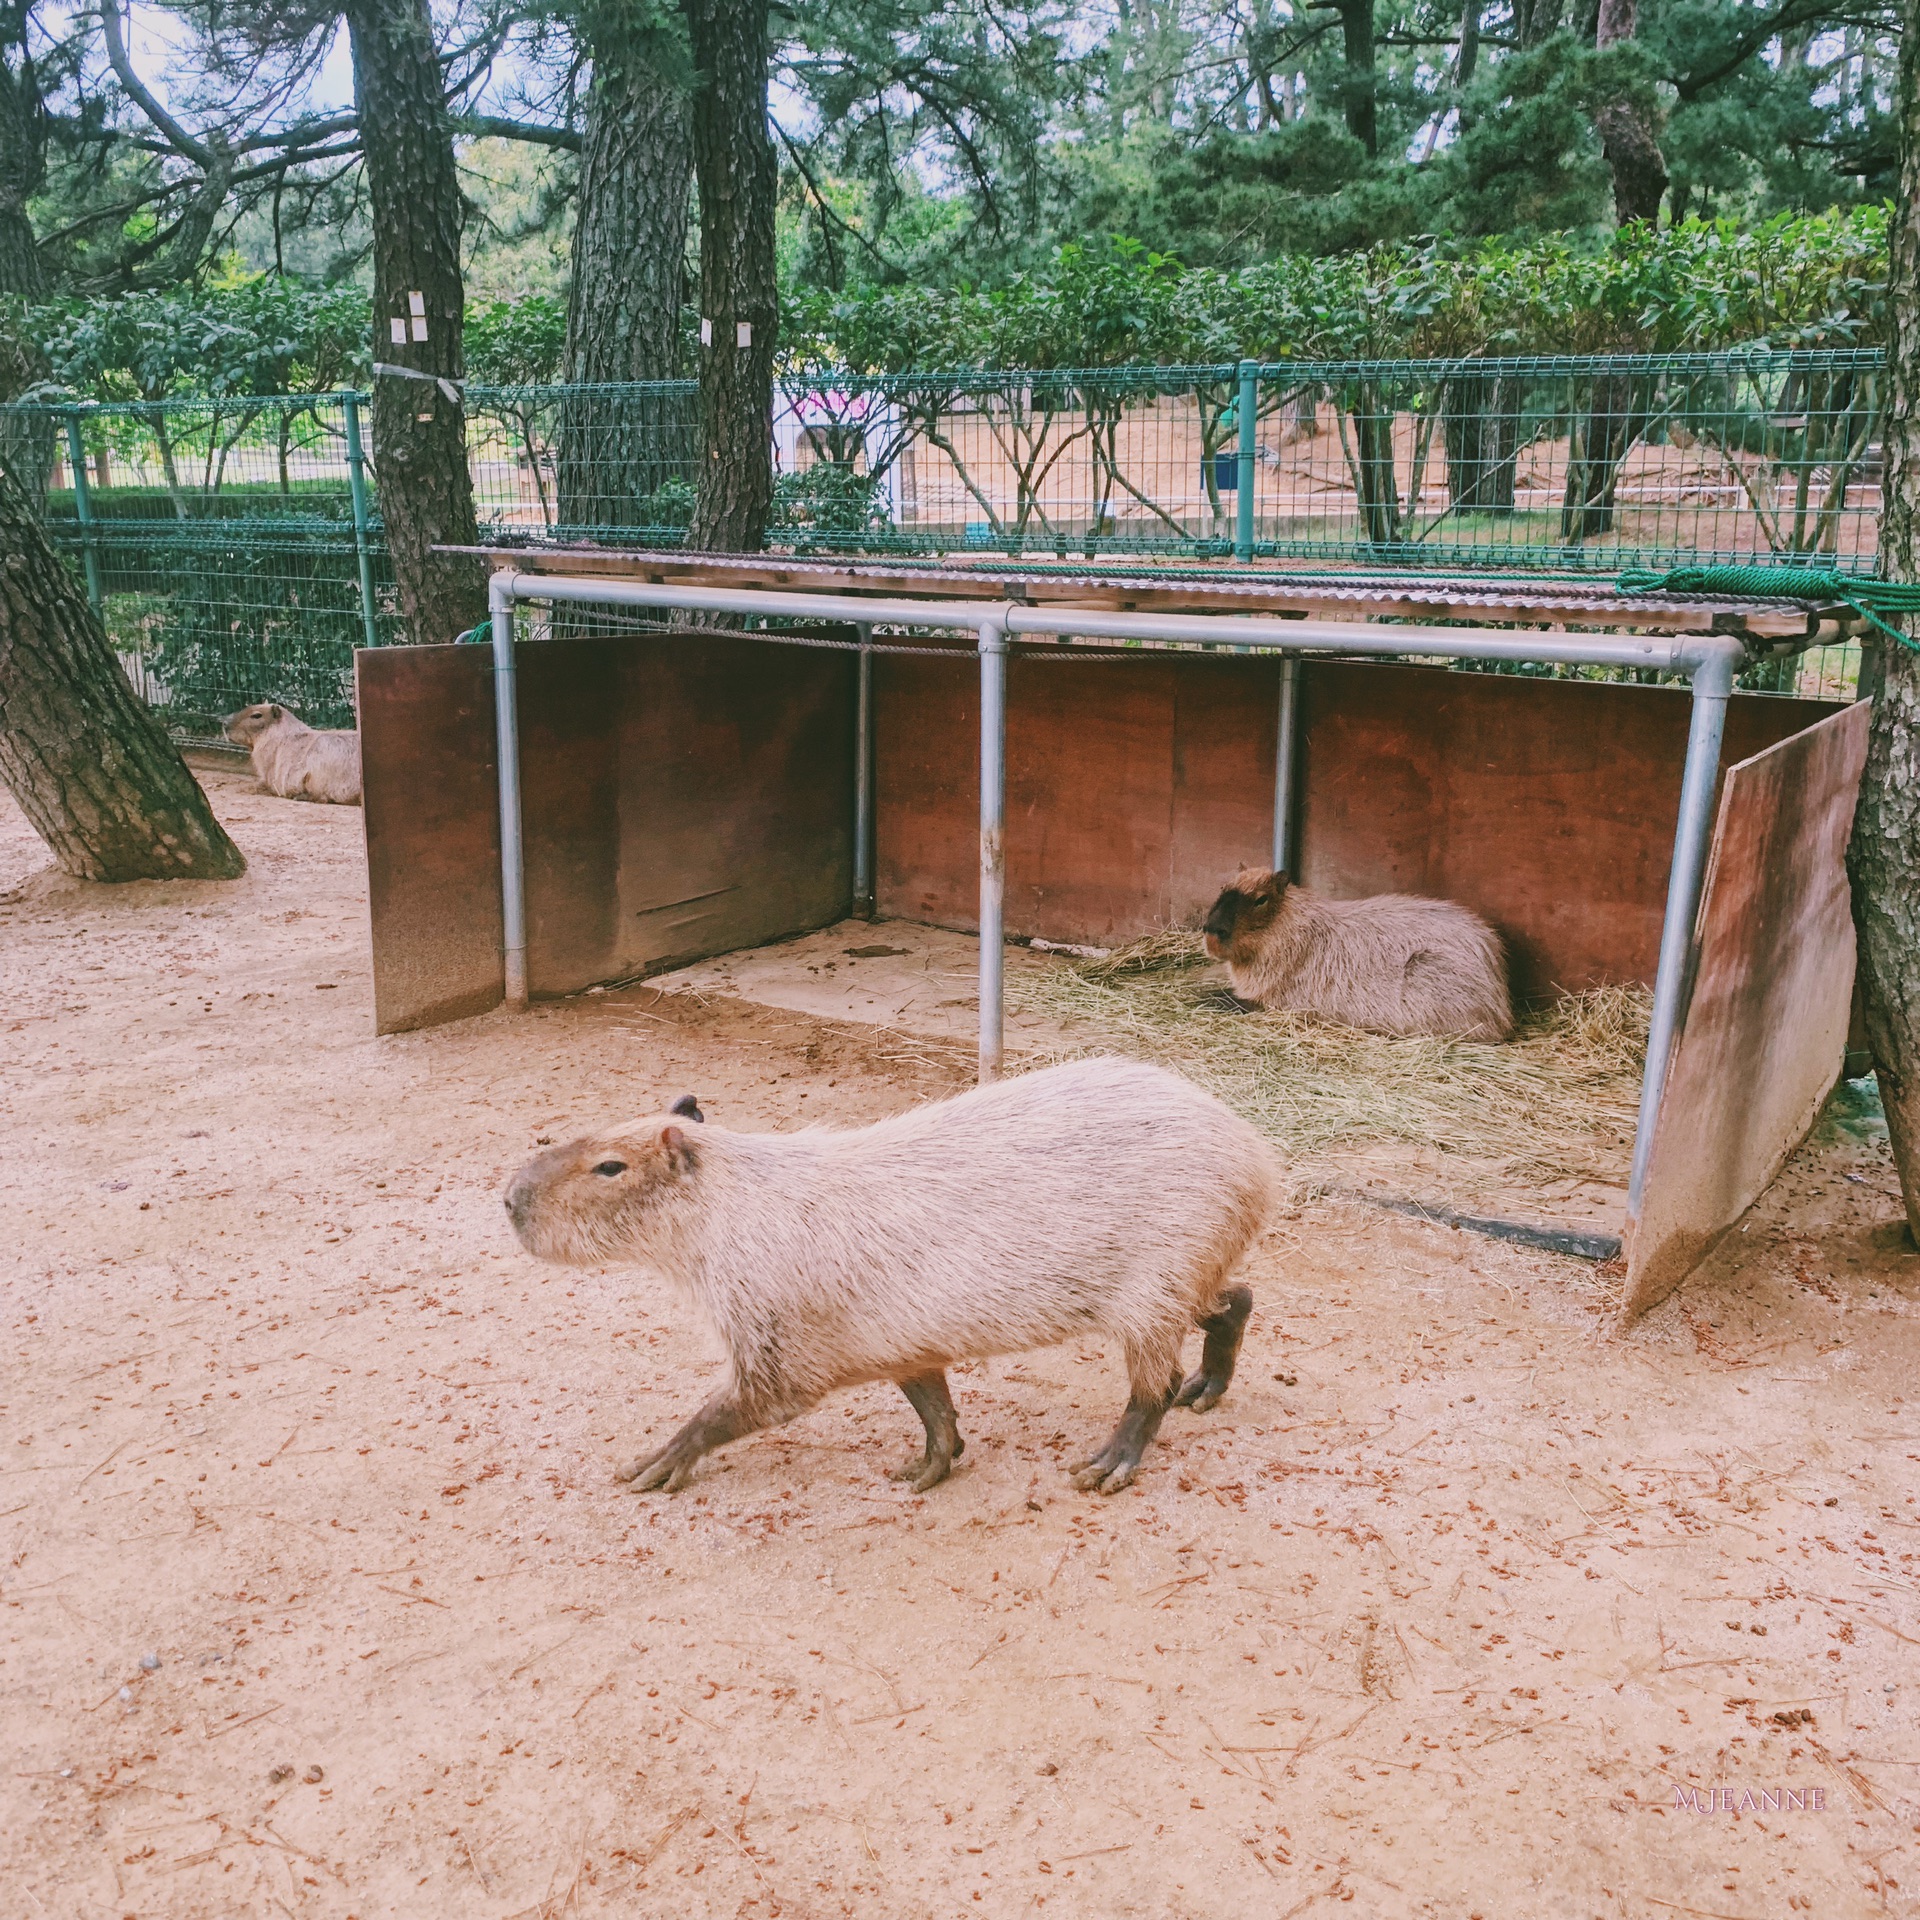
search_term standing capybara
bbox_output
[1204,867,1512,1040]
[222,703,362,805]
[503,1060,1278,1495]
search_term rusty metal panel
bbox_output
[357,644,503,1035]
[876,655,1839,989]
[359,632,856,1031]
[1621,700,1873,1322]
[519,632,856,995]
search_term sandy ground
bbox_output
[4,766,1920,1920]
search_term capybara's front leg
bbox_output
[616,1388,771,1493]
[891,1371,966,1493]
[1071,1333,1181,1494]
[1175,1284,1254,1413]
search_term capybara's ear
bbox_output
[269,703,284,720]
[669,1094,705,1123]
[658,1123,695,1171]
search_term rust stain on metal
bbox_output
[1620,700,1872,1323]
[876,655,1836,992]
[358,644,503,1035]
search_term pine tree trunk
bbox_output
[342,0,485,641]
[1443,371,1517,514]
[1593,0,1668,224]
[0,460,245,881]
[1336,0,1377,156]
[0,1,46,303]
[0,6,54,493]
[558,20,695,534]
[683,0,777,552]
[1846,10,1920,1238]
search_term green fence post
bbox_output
[342,392,380,651]
[1234,358,1257,562]
[63,410,104,614]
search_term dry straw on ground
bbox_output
[1008,930,1651,1182]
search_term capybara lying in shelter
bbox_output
[504,1059,1278,1495]
[223,702,362,805]
[1204,867,1512,1040]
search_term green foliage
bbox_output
[464,293,569,386]
[118,530,375,734]
[770,462,890,543]
[29,276,370,403]
[783,210,1890,374]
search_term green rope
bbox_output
[1618,564,1920,653]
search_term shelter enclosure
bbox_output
[358,550,1869,1318]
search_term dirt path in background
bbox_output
[3,768,1919,1920]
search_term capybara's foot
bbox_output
[613,1393,761,1494]
[1173,1368,1229,1413]
[1178,1285,1252,1415]
[889,1430,963,1493]
[1071,1385,1172,1494]
[614,1440,701,1493]
[1068,1441,1139,1495]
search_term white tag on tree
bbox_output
[390,317,407,344]
[411,316,429,342]
[736,321,753,348]
[408,291,426,316]
[699,318,712,345]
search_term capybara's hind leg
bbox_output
[616,1387,779,1493]
[1071,1332,1182,1495]
[891,1371,965,1493]
[1175,1284,1254,1413]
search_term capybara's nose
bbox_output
[504,1183,529,1228]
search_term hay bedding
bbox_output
[1007,930,1651,1185]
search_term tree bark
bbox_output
[0,0,48,301]
[1443,371,1517,514]
[1846,6,1920,1239]
[341,0,485,641]
[1593,0,1668,224]
[682,0,777,551]
[0,3,54,493]
[1311,0,1377,155]
[0,459,245,881]
[558,8,695,533]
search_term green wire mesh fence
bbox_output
[4,346,1884,737]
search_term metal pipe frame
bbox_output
[1625,641,1738,1212]
[489,572,529,1009]
[1273,654,1300,874]
[482,567,1746,1210]
[978,619,1009,1081]
[853,623,875,919]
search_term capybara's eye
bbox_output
[593,1160,628,1177]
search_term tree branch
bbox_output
[98,0,212,164]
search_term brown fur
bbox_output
[223,703,361,806]
[503,1057,1279,1496]
[1203,867,1512,1040]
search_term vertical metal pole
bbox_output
[342,393,381,652]
[64,411,103,615]
[978,619,1008,1084]
[1234,358,1258,563]
[853,622,875,919]
[1627,643,1738,1211]
[1272,653,1299,874]
[492,572,529,1010]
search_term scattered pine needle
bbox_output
[1007,928,1649,1182]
